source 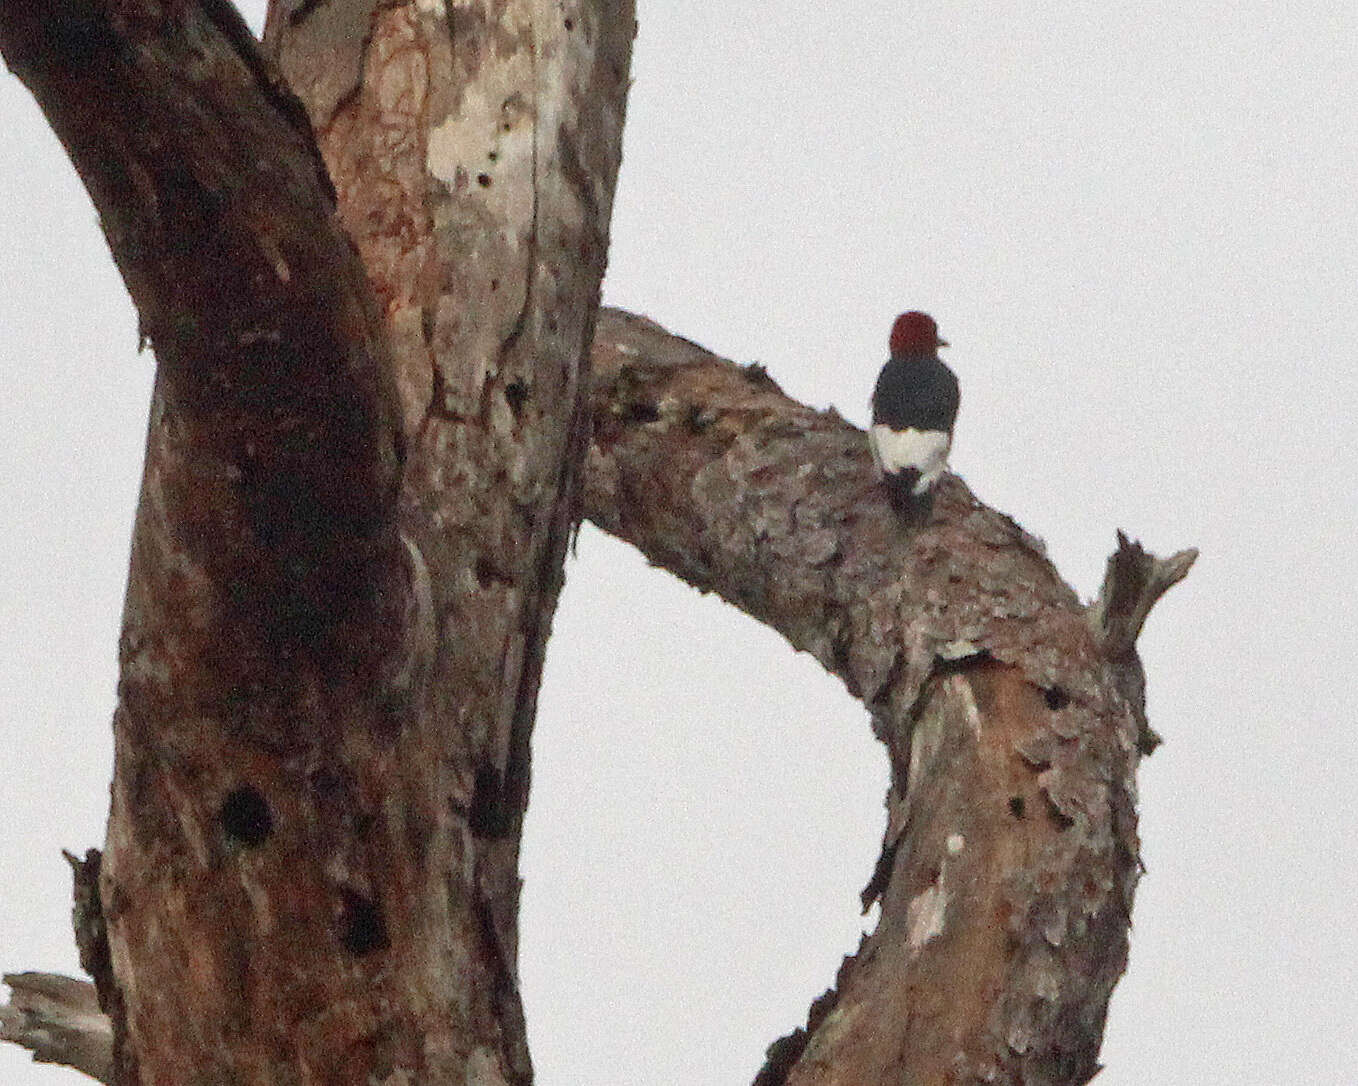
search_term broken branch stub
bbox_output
[0,972,112,1084]
[1088,530,1198,754]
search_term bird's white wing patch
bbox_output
[869,425,951,494]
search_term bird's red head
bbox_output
[889,311,948,357]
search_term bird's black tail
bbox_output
[883,471,933,526]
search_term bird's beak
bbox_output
[937,337,949,348]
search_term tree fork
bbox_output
[1,0,634,1081]
[0,304,1193,1083]
[1,2,1194,1081]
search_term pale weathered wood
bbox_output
[263,1,635,1077]
[1,973,112,1084]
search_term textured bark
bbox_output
[2,0,631,1081]
[262,2,634,1077]
[0,302,1190,1085]
[1087,532,1198,755]
[2,0,1188,1079]
[587,309,1191,1085]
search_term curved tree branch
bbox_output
[2,0,1186,1075]
[586,308,1192,1085]
[0,306,1193,1085]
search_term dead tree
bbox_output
[1,2,1192,1083]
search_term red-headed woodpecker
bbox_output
[869,311,960,521]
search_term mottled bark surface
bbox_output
[587,309,1190,1085]
[0,301,1190,1085]
[262,14,632,1036]
[2,1,1193,1081]
[258,0,634,1079]
[2,0,632,1082]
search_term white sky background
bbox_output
[3,1,1356,1082]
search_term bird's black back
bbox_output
[871,356,960,432]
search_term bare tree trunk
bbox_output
[0,306,1192,1086]
[1,0,633,1081]
[1,5,1196,1085]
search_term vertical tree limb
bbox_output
[2,0,633,1080]
[265,1,635,1077]
[4,2,411,1078]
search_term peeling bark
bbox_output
[2,0,632,1081]
[586,309,1191,1085]
[0,303,1191,1084]
[1,0,1192,1079]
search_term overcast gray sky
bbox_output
[4,2,1356,1083]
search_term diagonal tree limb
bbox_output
[585,308,1194,1085]
[587,308,1106,709]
